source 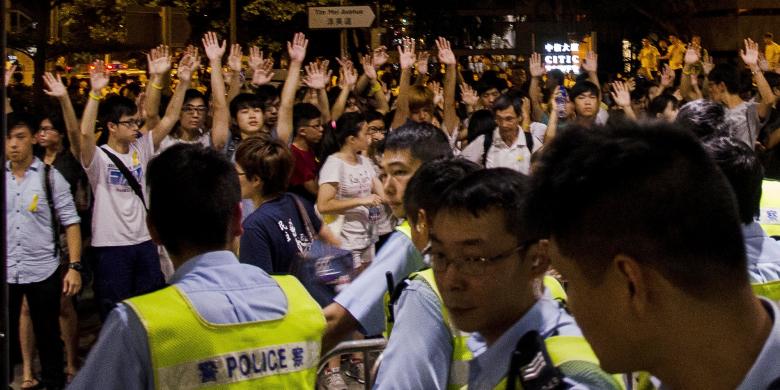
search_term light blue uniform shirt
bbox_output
[743,222,780,284]
[333,231,424,335]
[736,298,780,389]
[6,158,80,284]
[68,251,288,390]
[374,279,451,389]
[467,296,599,390]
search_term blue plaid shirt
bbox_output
[6,158,79,284]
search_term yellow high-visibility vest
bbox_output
[759,180,780,237]
[752,280,780,301]
[125,275,325,389]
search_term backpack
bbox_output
[481,130,534,167]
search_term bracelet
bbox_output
[89,92,102,101]
[370,83,382,94]
[151,82,163,90]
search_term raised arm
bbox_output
[741,38,775,120]
[277,32,308,144]
[202,32,230,151]
[413,51,430,87]
[649,65,675,101]
[391,38,416,129]
[302,60,333,123]
[79,61,109,166]
[4,64,15,113]
[361,54,390,114]
[460,82,479,115]
[226,44,244,104]
[248,46,275,88]
[528,53,546,122]
[436,37,459,134]
[610,81,637,121]
[317,182,383,214]
[151,54,198,149]
[331,60,358,122]
[42,72,81,157]
[680,47,700,102]
[582,51,600,94]
[143,45,172,134]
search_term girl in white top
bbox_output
[318,112,385,269]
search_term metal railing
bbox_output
[317,339,387,389]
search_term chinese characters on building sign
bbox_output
[543,42,580,73]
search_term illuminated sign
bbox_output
[543,42,580,73]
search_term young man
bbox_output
[71,144,325,389]
[568,80,602,128]
[526,123,780,389]
[639,38,660,78]
[461,94,551,174]
[764,32,780,71]
[289,102,323,203]
[430,169,620,389]
[322,122,452,350]
[6,114,82,389]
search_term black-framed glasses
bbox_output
[182,106,208,114]
[116,119,143,128]
[37,126,58,134]
[367,126,386,135]
[426,240,536,276]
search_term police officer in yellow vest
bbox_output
[760,179,780,238]
[70,144,325,389]
[429,168,622,390]
[703,137,780,300]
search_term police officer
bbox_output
[70,144,325,389]
[430,168,621,389]
[526,123,780,389]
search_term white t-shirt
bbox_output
[156,132,211,155]
[84,133,154,247]
[461,124,545,174]
[318,154,376,250]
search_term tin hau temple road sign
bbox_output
[308,6,376,29]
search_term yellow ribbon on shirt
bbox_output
[132,151,139,166]
[28,194,39,212]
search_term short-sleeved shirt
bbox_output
[743,222,780,284]
[640,46,660,70]
[156,132,211,155]
[318,154,376,251]
[289,144,319,204]
[239,193,322,274]
[668,43,687,70]
[461,125,545,174]
[84,133,154,247]
[766,42,780,69]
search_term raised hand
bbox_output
[529,52,545,78]
[436,37,456,65]
[360,54,378,80]
[5,63,16,87]
[42,72,67,98]
[372,46,389,67]
[741,38,760,68]
[690,69,700,87]
[177,54,198,83]
[581,51,598,73]
[398,38,416,70]
[758,53,771,72]
[610,81,631,108]
[202,32,226,62]
[429,80,443,106]
[250,52,275,86]
[147,45,172,76]
[288,32,308,64]
[415,51,430,75]
[339,65,358,89]
[460,83,479,106]
[228,43,243,72]
[684,47,700,65]
[702,55,715,75]
[660,65,674,88]
[303,61,332,90]
[89,60,110,93]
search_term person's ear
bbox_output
[229,202,244,239]
[415,209,427,233]
[525,239,551,278]
[614,254,649,318]
[107,122,118,134]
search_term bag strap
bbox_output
[525,130,534,154]
[481,130,493,167]
[42,164,61,257]
[99,147,147,210]
[291,195,318,240]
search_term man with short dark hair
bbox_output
[6,113,82,390]
[289,102,323,203]
[71,144,325,389]
[526,123,780,389]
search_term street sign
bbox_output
[308,6,375,29]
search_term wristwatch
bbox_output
[68,262,84,272]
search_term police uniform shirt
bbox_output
[333,231,425,336]
[466,296,599,390]
[69,251,288,389]
[743,222,780,284]
[374,279,452,389]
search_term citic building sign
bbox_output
[543,42,580,73]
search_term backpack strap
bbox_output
[525,130,534,154]
[481,131,494,167]
[42,164,61,257]
[99,147,147,210]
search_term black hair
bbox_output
[293,103,322,137]
[320,111,365,159]
[675,99,730,139]
[364,110,385,124]
[438,168,532,243]
[183,89,207,106]
[6,112,36,136]
[708,64,741,94]
[98,95,138,130]
[467,109,497,143]
[404,158,481,224]
[229,93,264,119]
[235,137,293,197]
[526,123,748,299]
[547,69,565,86]
[37,104,71,151]
[146,144,241,257]
[647,94,679,119]
[765,72,780,90]
[570,80,600,100]
[383,121,453,163]
[703,136,763,224]
[492,94,523,117]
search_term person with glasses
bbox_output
[289,102,325,204]
[430,168,621,390]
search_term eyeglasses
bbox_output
[116,119,143,128]
[182,106,208,114]
[367,126,386,135]
[426,240,534,276]
[37,126,58,134]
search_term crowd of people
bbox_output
[4,27,780,390]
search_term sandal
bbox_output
[20,378,40,390]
